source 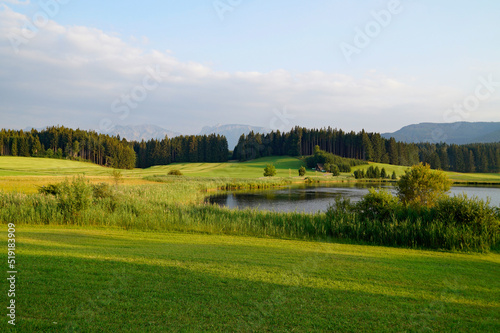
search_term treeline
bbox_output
[0,127,136,169]
[354,166,397,180]
[417,142,500,173]
[233,127,500,173]
[0,127,229,169]
[133,135,228,168]
[2,125,498,173]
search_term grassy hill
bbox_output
[11,226,500,332]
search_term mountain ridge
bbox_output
[105,124,182,142]
[22,121,497,147]
[99,123,270,149]
[382,121,500,144]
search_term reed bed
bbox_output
[1,176,498,252]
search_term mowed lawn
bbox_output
[4,226,499,332]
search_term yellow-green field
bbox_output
[1,156,498,194]
[352,162,500,183]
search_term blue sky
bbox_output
[1,0,499,134]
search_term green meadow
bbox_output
[6,226,500,332]
[0,156,304,178]
[1,156,500,332]
[1,156,498,193]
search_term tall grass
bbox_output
[1,177,498,252]
[145,175,292,191]
[325,193,500,252]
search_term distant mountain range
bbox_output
[24,122,498,149]
[105,125,181,142]
[21,122,500,146]
[105,122,500,148]
[101,123,269,149]
[382,122,500,144]
[199,124,270,149]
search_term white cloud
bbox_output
[0,6,498,135]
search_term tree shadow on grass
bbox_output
[10,252,500,333]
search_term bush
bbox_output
[92,183,114,199]
[112,169,123,185]
[168,169,183,176]
[355,188,401,221]
[338,163,351,173]
[38,184,61,195]
[380,168,387,179]
[353,170,365,179]
[298,166,306,176]
[57,176,93,215]
[330,164,340,176]
[326,196,355,219]
[263,164,276,177]
[396,163,452,208]
[435,194,499,228]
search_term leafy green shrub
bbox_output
[298,166,306,176]
[365,166,381,178]
[353,170,365,179]
[57,176,93,215]
[111,169,123,186]
[435,194,499,228]
[326,197,355,220]
[92,183,114,199]
[263,164,276,177]
[433,194,500,251]
[330,164,340,176]
[338,163,351,173]
[168,169,183,176]
[355,188,401,221]
[38,184,61,195]
[396,163,452,208]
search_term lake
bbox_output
[206,183,500,213]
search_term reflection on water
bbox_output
[206,183,500,213]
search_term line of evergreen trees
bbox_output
[0,126,229,169]
[1,125,498,173]
[233,127,500,173]
[133,134,229,168]
[0,127,136,169]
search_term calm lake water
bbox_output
[206,183,500,213]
